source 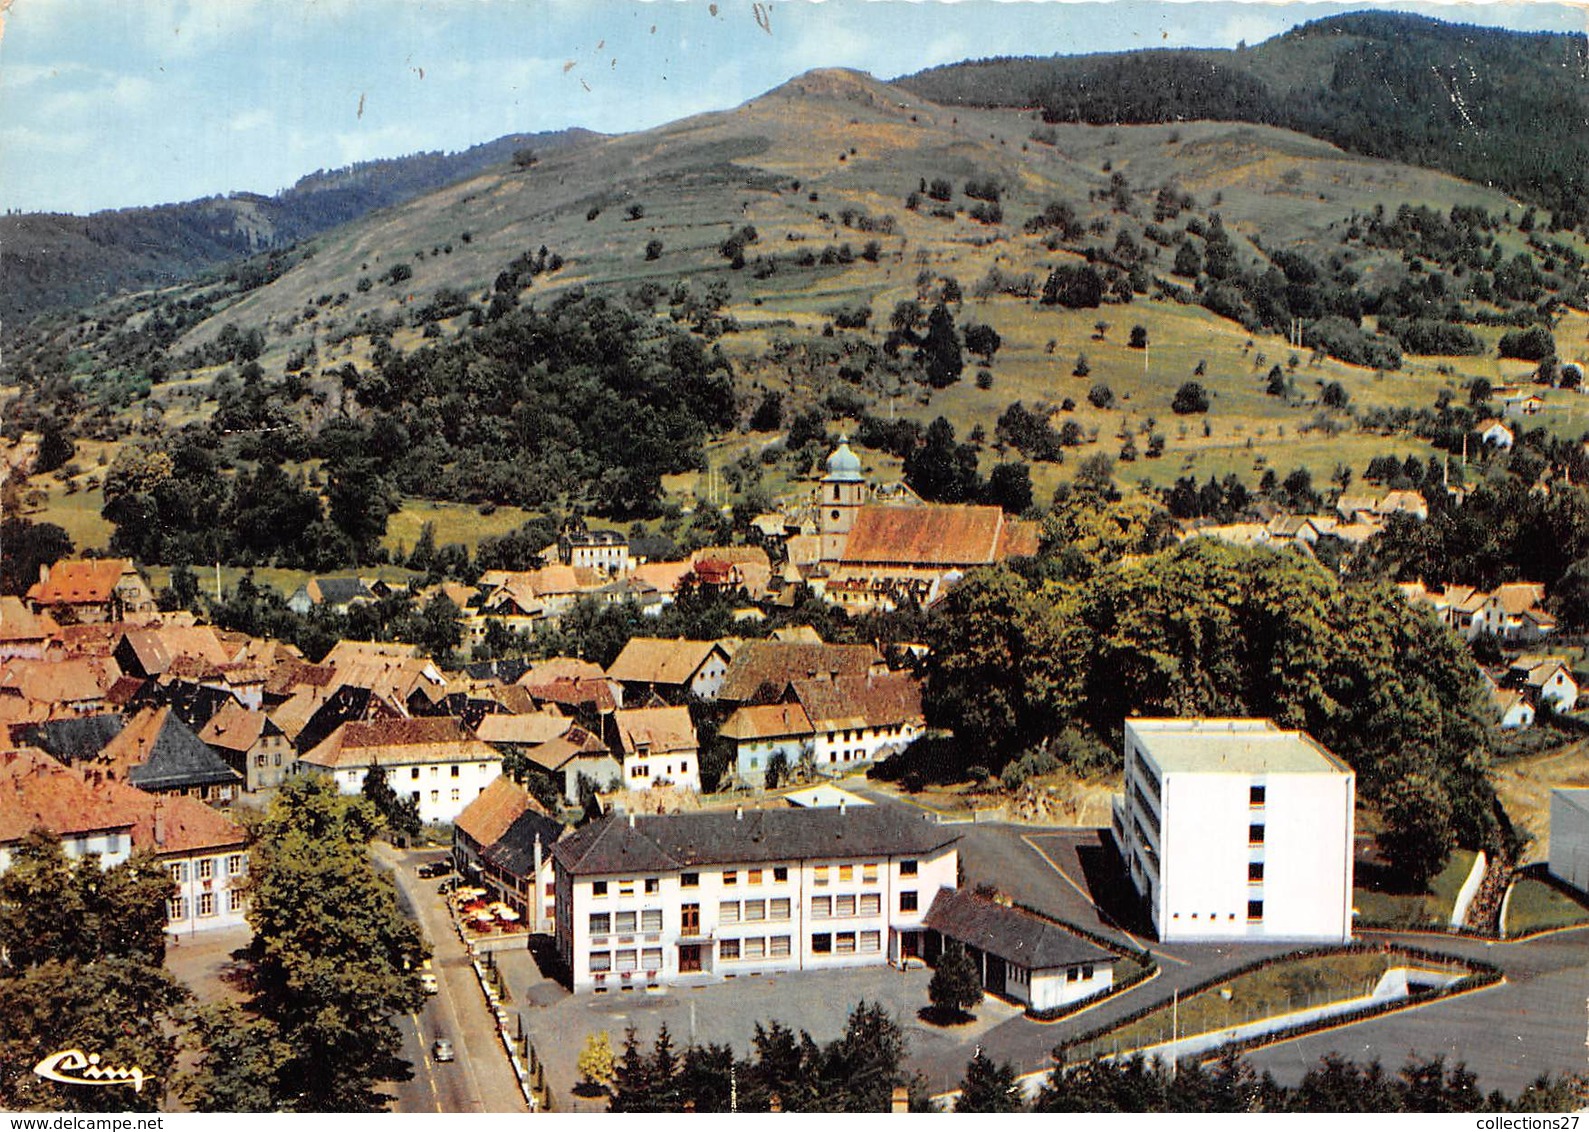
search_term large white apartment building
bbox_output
[1549,788,1589,896]
[552,805,960,991]
[1112,718,1355,944]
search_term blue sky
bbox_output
[1,0,1583,215]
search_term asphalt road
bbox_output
[376,845,527,1113]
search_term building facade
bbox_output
[1113,718,1354,944]
[553,806,959,991]
[300,718,503,825]
[1549,788,1589,896]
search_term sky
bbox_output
[1,0,1584,215]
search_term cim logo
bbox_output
[33,1049,147,1093]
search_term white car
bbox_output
[420,973,439,995]
[432,1038,455,1063]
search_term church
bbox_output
[808,437,1040,611]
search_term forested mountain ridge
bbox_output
[0,128,600,324]
[897,11,1589,226]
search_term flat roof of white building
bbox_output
[1127,718,1350,776]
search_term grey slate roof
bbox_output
[127,713,244,793]
[17,714,126,763]
[483,810,569,877]
[553,806,960,876]
[924,888,1117,972]
[315,577,374,606]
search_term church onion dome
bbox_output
[824,435,863,482]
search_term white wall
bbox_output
[331,758,503,825]
[164,848,249,935]
[1550,792,1589,896]
[1027,963,1114,1013]
[622,751,701,793]
[558,843,956,990]
[0,828,132,874]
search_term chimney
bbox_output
[153,800,165,847]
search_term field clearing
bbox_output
[383,499,539,556]
[141,563,422,601]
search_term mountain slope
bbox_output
[897,11,1589,224]
[0,129,600,324]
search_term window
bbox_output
[1248,900,1264,921]
[899,891,918,913]
[839,865,853,882]
[1249,824,1265,846]
[835,895,856,917]
[862,864,877,883]
[745,937,766,959]
[813,866,829,886]
[411,768,420,780]
[228,890,245,912]
[256,754,268,767]
[720,901,740,924]
[590,913,612,935]
[451,765,460,778]
[431,766,439,778]
[615,911,637,934]
[811,896,832,918]
[198,858,214,880]
[1067,967,1080,983]
[630,765,648,779]
[615,950,638,972]
[900,860,918,877]
[593,881,609,897]
[681,872,700,888]
[642,948,663,971]
[773,867,788,883]
[451,788,460,802]
[198,892,215,917]
[770,898,791,921]
[430,790,439,803]
[859,893,881,916]
[744,899,765,922]
[723,870,738,887]
[641,909,663,932]
[1249,784,1266,807]
[590,952,612,972]
[720,939,741,960]
[226,854,244,877]
[836,932,856,954]
[812,933,832,954]
[1248,862,1265,883]
[168,897,188,921]
[748,869,763,885]
[645,878,659,894]
[1082,964,1095,979]
[618,880,635,897]
[770,935,791,958]
[682,904,700,933]
[169,863,187,883]
[860,930,880,953]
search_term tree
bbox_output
[956,1050,1024,1112]
[1376,750,1456,889]
[1072,353,1090,378]
[1171,381,1210,414]
[644,238,663,261]
[0,517,72,596]
[919,302,964,388]
[963,322,1002,364]
[1041,264,1104,308]
[238,775,427,1111]
[0,834,183,1112]
[183,1004,292,1112]
[928,941,984,1021]
[1088,382,1115,409]
[611,1026,658,1112]
[765,750,789,790]
[1129,325,1149,349]
[904,417,982,504]
[749,390,784,432]
[578,1031,617,1095]
[983,462,1034,515]
[512,147,539,169]
[410,593,462,666]
[361,763,422,845]
[1173,240,1203,277]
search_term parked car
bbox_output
[432,1038,454,1063]
[417,861,452,879]
[437,877,458,895]
[420,973,439,995]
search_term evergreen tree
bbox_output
[955,1050,1024,1112]
[928,942,984,1021]
[919,302,964,388]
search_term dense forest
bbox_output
[899,12,1589,227]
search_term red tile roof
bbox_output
[841,505,1031,566]
[27,559,133,606]
[300,716,498,770]
[455,776,549,848]
[0,748,142,844]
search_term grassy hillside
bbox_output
[6,63,1585,563]
[0,129,599,326]
[898,11,1589,225]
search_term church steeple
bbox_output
[819,435,866,562]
